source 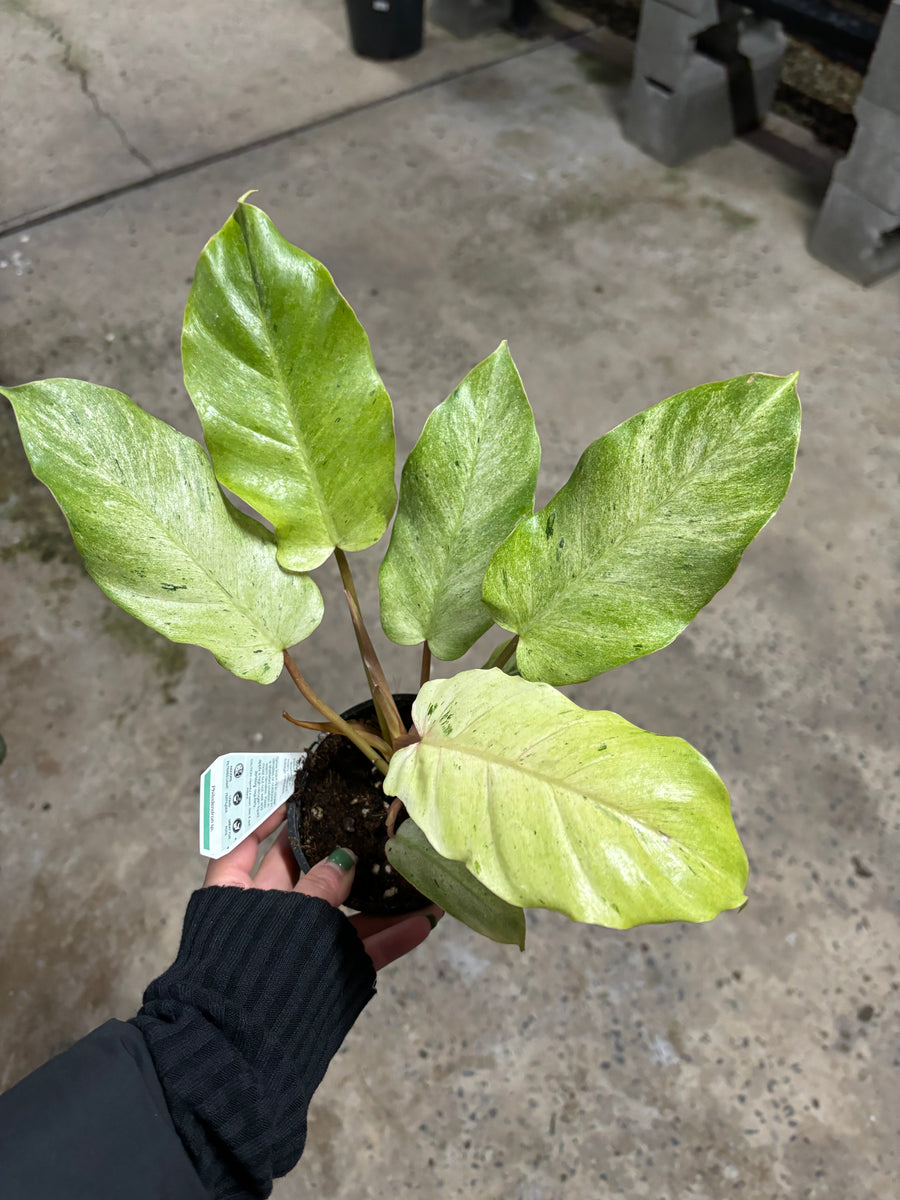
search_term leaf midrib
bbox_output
[517,389,776,635]
[40,430,287,647]
[236,212,338,546]
[418,396,498,636]
[418,732,699,850]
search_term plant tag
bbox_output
[199,752,306,859]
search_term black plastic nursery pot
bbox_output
[287,694,428,915]
[344,0,424,60]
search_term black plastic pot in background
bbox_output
[345,0,424,60]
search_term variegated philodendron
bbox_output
[2,200,800,949]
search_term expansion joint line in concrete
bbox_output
[0,31,584,241]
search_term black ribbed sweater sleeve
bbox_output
[131,887,377,1200]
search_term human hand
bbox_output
[203,804,443,970]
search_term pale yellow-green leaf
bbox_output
[384,670,748,928]
[2,379,323,683]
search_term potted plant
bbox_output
[1,197,800,950]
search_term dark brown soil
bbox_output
[287,696,428,915]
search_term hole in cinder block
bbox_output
[876,224,900,252]
[647,77,674,96]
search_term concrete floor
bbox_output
[1,4,899,1198]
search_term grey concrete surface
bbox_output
[0,0,535,231]
[1,21,899,1200]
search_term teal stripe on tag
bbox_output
[202,770,211,852]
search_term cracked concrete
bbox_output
[0,0,543,230]
[1,13,899,1200]
[6,0,155,172]
[1,0,148,226]
[55,34,156,173]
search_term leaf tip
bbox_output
[237,188,259,206]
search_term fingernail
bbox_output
[425,913,438,930]
[327,847,357,872]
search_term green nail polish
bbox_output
[327,847,356,871]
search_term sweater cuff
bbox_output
[132,887,376,1200]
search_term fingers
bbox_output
[350,904,444,941]
[362,908,442,971]
[205,819,444,970]
[204,804,288,889]
[253,826,301,892]
[349,911,422,940]
[294,847,357,907]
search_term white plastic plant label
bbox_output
[200,752,306,858]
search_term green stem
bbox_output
[420,641,431,689]
[482,634,519,672]
[333,548,406,745]
[282,712,393,759]
[282,650,389,775]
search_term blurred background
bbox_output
[1,1,898,1196]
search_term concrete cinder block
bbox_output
[632,1,708,92]
[860,0,900,114]
[651,0,720,20]
[624,55,735,165]
[625,6,785,164]
[806,6,900,284]
[834,98,900,214]
[809,178,900,285]
[429,0,509,37]
[738,18,788,115]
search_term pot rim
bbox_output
[286,693,418,874]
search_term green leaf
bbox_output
[384,670,748,929]
[483,372,801,685]
[2,380,323,683]
[379,343,540,660]
[182,200,396,571]
[386,818,526,949]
